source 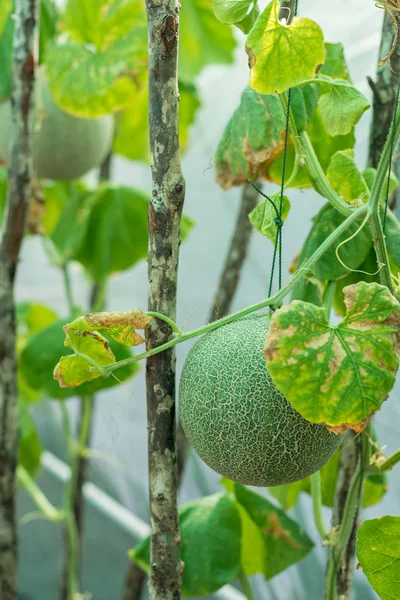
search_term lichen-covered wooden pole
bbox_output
[0,0,38,597]
[145,0,184,598]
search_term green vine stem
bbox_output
[324,425,371,600]
[298,131,353,217]
[62,263,77,317]
[17,466,64,522]
[310,471,328,540]
[238,569,255,600]
[61,396,93,599]
[280,92,352,217]
[146,311,182,335]
[100,204,368,376]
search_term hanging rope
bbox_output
[383,79,400,229]
[249,0,299,300]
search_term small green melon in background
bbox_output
[0,70,114,181]
[179,314,343,487]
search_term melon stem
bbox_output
[100,203,369,376]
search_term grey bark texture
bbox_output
[144,0,185,598]
[328,10,400,599]
[0,0,38,598]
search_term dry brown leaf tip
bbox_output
[85,309,152,331]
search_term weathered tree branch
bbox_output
[144,1,184,598]
[327,11,400,599]
[0,0,38,597]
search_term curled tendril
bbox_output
[376,0,400,66]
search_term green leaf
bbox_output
[133,492,242,596]
[72,185,149,282]
[268,479,309,510]
[265,281,400,431]
[0,0,12,36]
[19,403,42,475]
[114,77,200,163]
[363,167,399,203]
[19,319,137,400]
[326,150,370,205]
[315,75,370,136]
[215,85,317,189]
[211,0,253,24]
[249,193,290,244]
[357,516,400,600]
[42,180,93,265]
[179,0,236,81]
[0,168,8,221]
[319,42,350,81]
[245,0,325,95]
[294,203,372,281]
[235,4,259,34]
[16,301,58,350]
[181,213,195,241]
[222,480,313,579]
[0,7,13,100]
[39,0,59,63]
[386,210,400,270]
[263,103,356,191]
[61,0,144,50]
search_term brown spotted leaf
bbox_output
[67,310,151,347]
[264,282,400,431]
[53,310,150,388]
[84,310,151,345]
[215,85,317,189]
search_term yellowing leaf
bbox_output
[54,328,115,388]
[326,150,370,205]
[264,282,400,431]
[21,318,137,398]
[245,0,325,95]
[62,0,144,51]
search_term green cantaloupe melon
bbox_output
[179,314,343,487]
[0,71,114,181]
